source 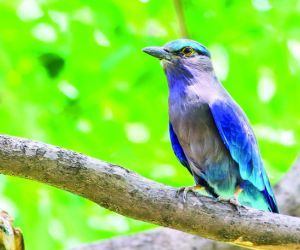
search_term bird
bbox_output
[143,39,279,213]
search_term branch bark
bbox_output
[73,157,300,250]
[274,156,300,216]
[0,135,299,249]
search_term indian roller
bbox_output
[143,39,279,213]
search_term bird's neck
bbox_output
[164,63,219,100]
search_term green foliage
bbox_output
[0,0,299,249]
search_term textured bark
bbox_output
[74,157,300,250]
[274,156,300,217]
[72,228,242,250]
[0,135,299,249]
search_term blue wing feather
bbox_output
[169,122,192,174]
[209,100,278,213]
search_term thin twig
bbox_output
[173,0,189,38]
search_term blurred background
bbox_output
[0,0,299,249]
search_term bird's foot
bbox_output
[229,197,247,213]
[216,196,227,202]
[215,185,245,211]
[176,185,202,203]
[229,197,241,207]
[215,196,245,211]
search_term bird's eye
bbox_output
[181,46,195,56]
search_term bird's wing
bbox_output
[169,122,192,174]
[209,99,278,213]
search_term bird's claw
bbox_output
[229,197,241,207]
[176,186,198,203]
[216,196,246,212]
[175,187,184,198]
[229,198,247,213]
[216,196,226,202]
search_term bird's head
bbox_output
[143,39,213,74]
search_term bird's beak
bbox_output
[142,46,171,60]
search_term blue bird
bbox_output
[143,39,279,213]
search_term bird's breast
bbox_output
[169,97,228,169]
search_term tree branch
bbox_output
[72,228,242,250]
[274,156,300,216]
[0,135,299,249]
[73,157,300,250]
